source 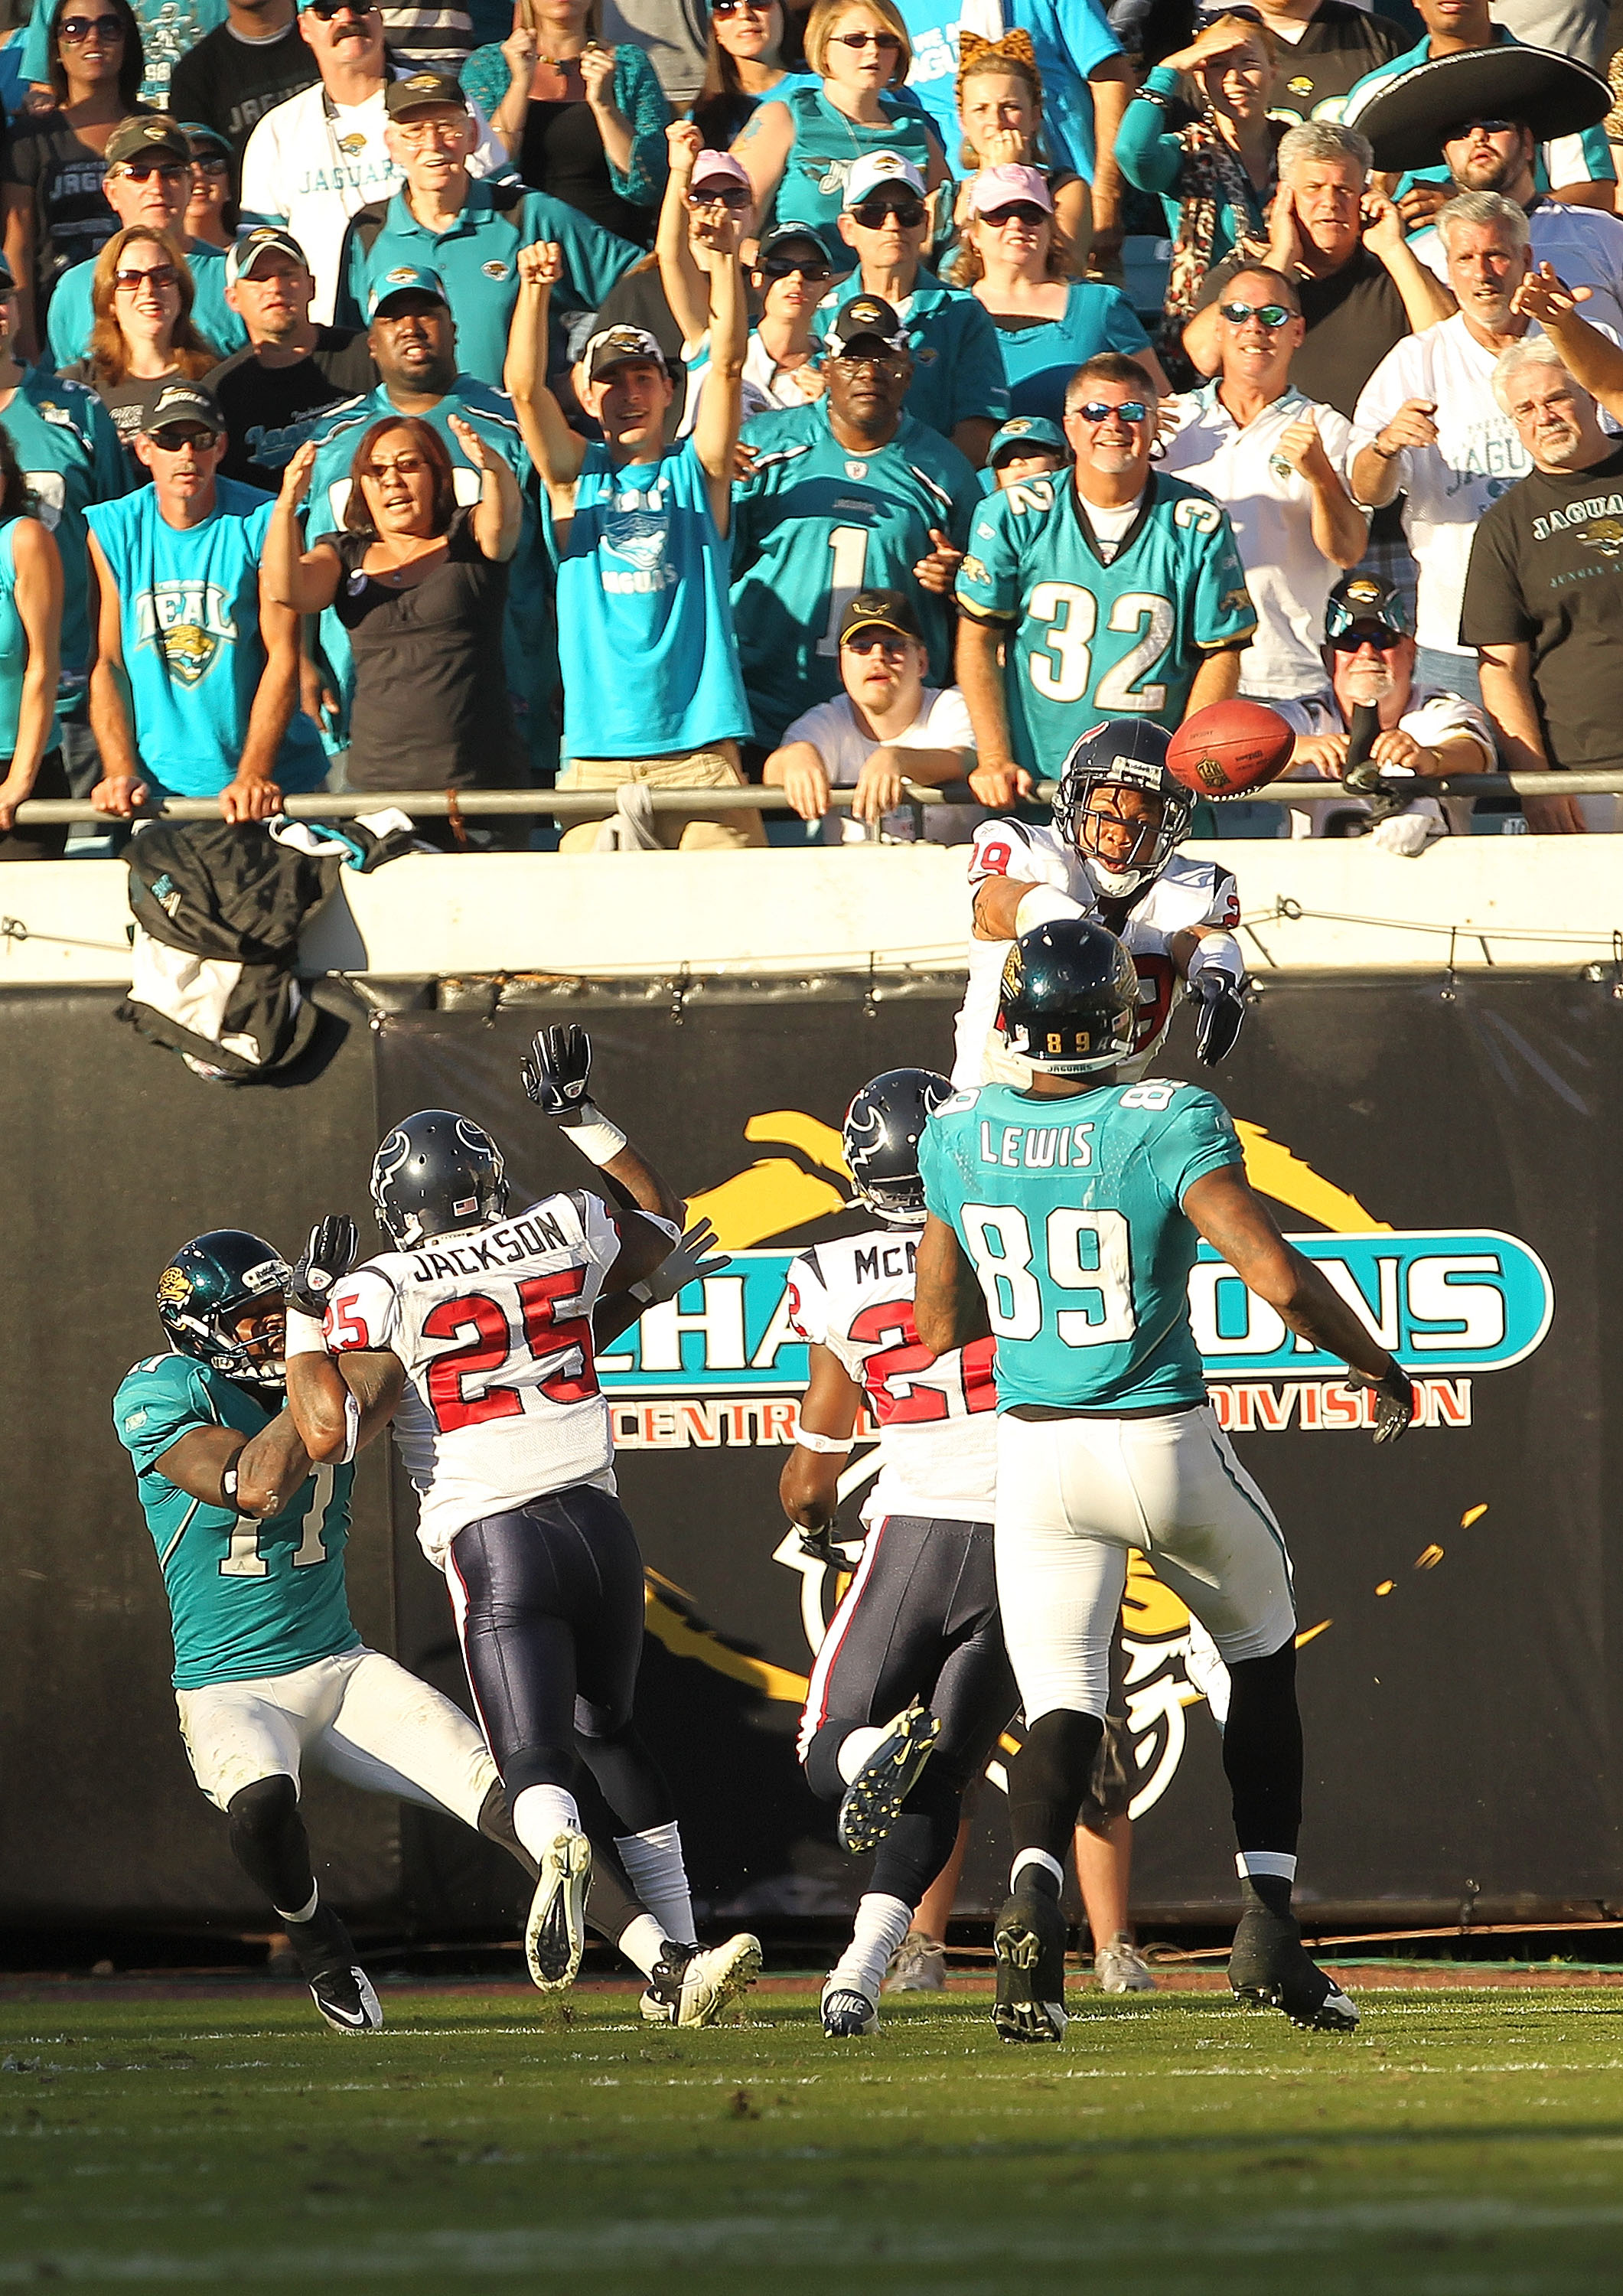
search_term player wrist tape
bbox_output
[796,1428,853,1454]
[1015,885,1087,937]
[560,1099,629,1166]
[1185,932,1242,988]
[340,1391,360,1466]
[283,1309,331,1357]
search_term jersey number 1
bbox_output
[219,1466,337,1578]
[422,1272,599,1433]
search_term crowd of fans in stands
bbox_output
[0,0,1618,858]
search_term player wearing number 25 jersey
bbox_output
[730,397,983,748]
[917,921,1416,2047]
[780,1071,1017,2040]
[114,1230,518,2037]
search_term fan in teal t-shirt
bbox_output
[731,28,947,249]
[84,379,328,808]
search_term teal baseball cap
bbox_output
[986,414,1071,467]
[366,264,449,320]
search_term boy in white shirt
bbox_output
[764,589,984,845]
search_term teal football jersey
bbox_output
[954,468,1256,778]
[730,402,981,746]
[113,1353,359,1691]
[920,1076,1244,1411]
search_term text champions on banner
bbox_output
[598,1230,1554,1446]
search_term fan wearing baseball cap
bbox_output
[44,115,249,371]
[208,227,376,491]
[85,377,330,820]
[763,585,986,844]
[331,68,641,389]
[730,285,982,753]
[506,220,764,849]
[818,148,1008,465]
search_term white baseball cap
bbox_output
[842,151,926,210]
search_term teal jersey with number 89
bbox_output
[920,1078,1245,1412]
[113,1353,360,1691]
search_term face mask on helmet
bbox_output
[157,1233,291,1392]
[1052,723,1191,898]
[842,1067,953,1228]
[997,928,1141,1075]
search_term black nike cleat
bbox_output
[836,1704,941,1855]
[287,1905,383,2034]
[992,1886,1068,2044]
[821,1981,878,2037]
[1229,1906,1358,2033]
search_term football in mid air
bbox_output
[1165,700,1295,798]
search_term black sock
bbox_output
[1239,1872,1294,1920]
[1223,1641,1302,1861]
[1008,1708,1103,1865]
[1015,1859,1062,1903]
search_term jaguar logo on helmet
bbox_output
[156,1264,191,1306]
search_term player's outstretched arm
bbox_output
[913,1213,994,1358]
[594,1218,731,1346]
[781,1342,862,1549]
[521,1022,686,1227]
[1183,1165,1414,1441]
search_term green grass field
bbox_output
[7,1978,1623,2294]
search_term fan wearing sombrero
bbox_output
[1384,57,1623,347]
[1341,0,1616,231]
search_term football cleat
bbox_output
[884,1931,947,1993]
[1228,1907,1358,2033]
[287,1906,383,2034]
[638,1933,763,2027]
[992,1885,1068,2044]
[1095,1934,1155,1994]
[836,1704,941,1855]
[524,1828,592,1991]
[821,1981,879,2038]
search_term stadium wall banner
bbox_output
[4,973,1618,1934]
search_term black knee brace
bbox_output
[1008,1707,1105,1865]
[226,1773,314,1913]
[1224,1638,1303,1856]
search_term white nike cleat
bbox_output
[525,1828,592,1991]
[821,1979,878,2037]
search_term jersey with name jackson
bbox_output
[786,1228,998,1527]
[1458,442,1623,771]
[920,1077,1243,1413]
[113,1352,358,1690]
[323,1190,624,1565]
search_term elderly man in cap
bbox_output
[46,116,248,368]
[730,291,979,763]
[289,263,552,769]
[334,67,639,389]
[764,586,985,843]
[822,150,1009,465]
[1462,328,1623,832]
[1343,0,1616,221]
[1276,569,1494,847]
[210,224,375,489]
[239,0,507,324]
[507,224,764,850]
[86,378,328,820]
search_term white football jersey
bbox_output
[950,820,1241,1091]
[324,1190,623,1566]
[786,1227,998,1527]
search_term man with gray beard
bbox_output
[1462,332,1623,831]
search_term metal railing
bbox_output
[13,768,1623,827]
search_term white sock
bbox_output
[1237,1850,1298,1881]
[617,1913,669,1981]
[836,1725,888,1786]
[276,1886,319,1925]
[1011,1848,1065,1893]
[614,1821,696,1949]
[512,1783,581,1866]
[830,1892,913,2004]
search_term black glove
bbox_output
[1192,970,1247,1067]
[629,1219,731,1306]
[286,1215,357,1317]
[521,1023,592,1122]
[1365,1362,1416,1445]
[798,1521,863,1567]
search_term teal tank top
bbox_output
[774,86,942,242]
[0,520,28,757]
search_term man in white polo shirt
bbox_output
[238,0,506,323]
[1159,263,1368,706]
